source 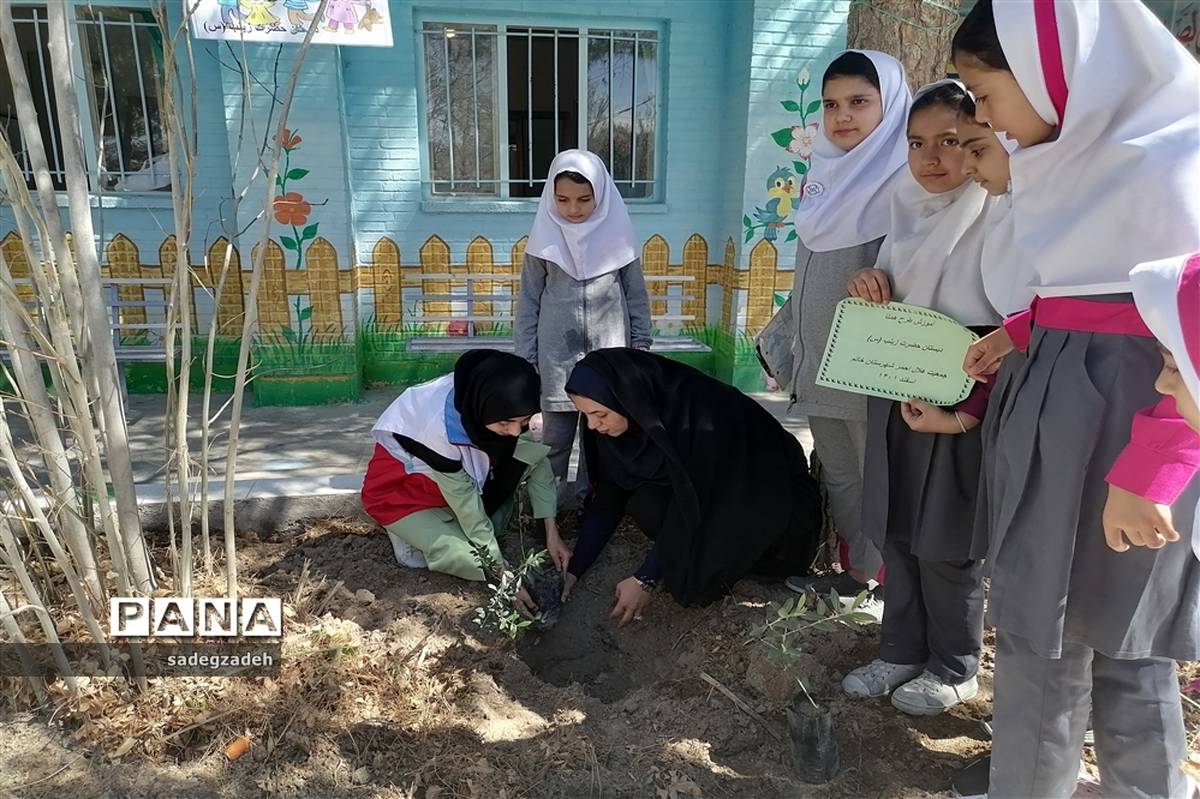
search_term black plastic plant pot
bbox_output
[523,565,563,631]
[787,696,839,784]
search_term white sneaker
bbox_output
[891,671,979,716]
[842,659,924,699]
[842,589,884,623]
[388,534,428,569]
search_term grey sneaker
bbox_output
[842,659,924,699]
[891,671,979,716]
[785,571,870,597]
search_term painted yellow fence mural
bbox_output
[0,230,796,403]
[1,231,793,338]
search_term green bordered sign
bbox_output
[816,298,979,406]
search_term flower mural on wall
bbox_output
[273,192,311,225]
[275,128,319,268]
[786,123,818,159]
[743,66,821,244]
[273,128,322,342]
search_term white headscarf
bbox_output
[978,196,1034,317]
[525,149,637,281]
[875,80,999,326]
[1130,253,1200,436]
[992,0,1200,297]
[1129,252,1200,556]
[793,50,912,253]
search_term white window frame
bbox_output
[413,13,667,205]
[4,0,172,203]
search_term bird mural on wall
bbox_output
[744,66,819,245]
[752,167,798,242]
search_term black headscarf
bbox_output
[566,349,823,605]
[565,362,666,490]
[453,350,541,515]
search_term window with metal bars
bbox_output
[420,21,661,201]
[0,5,169,193]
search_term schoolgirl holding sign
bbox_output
[841,80,999,716]
[953,1,1200,795]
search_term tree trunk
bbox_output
[160,18,196,597]
[0,245,103,606]
[44,1,155,592]
[847,0,963,90]
[222,0,331,597]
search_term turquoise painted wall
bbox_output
[0,0,853,347]
[342,0,742,267]
[0,0,234,263]
[737,0,849,277]
[721,0,849,334]
[218,41,359,335]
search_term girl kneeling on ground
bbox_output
[361,350,571,613]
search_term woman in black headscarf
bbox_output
[364,351,569,610]
[561,348,823,623]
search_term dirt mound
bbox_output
[7,514,1191,798]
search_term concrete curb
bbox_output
[136,473,369,533]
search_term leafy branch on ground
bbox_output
[748,587,877,661]
[471,544,549,640]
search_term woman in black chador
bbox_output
[560,348,823,624]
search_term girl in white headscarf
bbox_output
[1132,254,1200,451]
[952,1,1200,795]
[1131,252,1200,546]
[515,150,651,509]
[782,50,912,602]
[840,80,1000,717]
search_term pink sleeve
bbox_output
[1002,308,1034,354]
[1106,396,1200,505]
[953,379,993,420]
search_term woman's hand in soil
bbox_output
[847,268,892,304]
[611,577,652,627]
[963,328,1013,382]
[561,572,578,603]
[1102,484,1181,552]
[513,585,539,618]
[900,401,979,435]
[544,519,572,574]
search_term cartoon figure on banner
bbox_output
[242,0,282,29]
[282,0,316,34]
[215,0,244,28]
[325,0,369,34]
[194,0,392,44]
[358,2,382,31]
[743,66,821,244]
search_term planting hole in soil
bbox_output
[517,622,641,702]
[508,516,676,703]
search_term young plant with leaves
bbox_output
[749,587,877,661]
[471,544,551,641]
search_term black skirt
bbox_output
[862,395,988,562]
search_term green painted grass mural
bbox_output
[255,328,359,375]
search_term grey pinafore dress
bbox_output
[986,316,1200,660]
